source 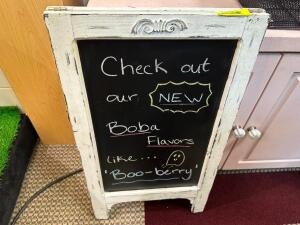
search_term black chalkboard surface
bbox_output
[78,40,237,192]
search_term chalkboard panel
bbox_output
[78,40,237,192]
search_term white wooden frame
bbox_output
[44,7,268,219]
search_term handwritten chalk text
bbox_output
[100,56,211,77]
[101,56,168,76]
[106,121,160,136]
[159,92,203,105]
[147,135,194,147]
[109,167,192,181]
[180,58,210,74]
[106,94,138,103]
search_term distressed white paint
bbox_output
[105,186,198,208]
[44,7,268,219]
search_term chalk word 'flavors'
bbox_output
[147,135,194,147]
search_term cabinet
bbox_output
[0,0,83,144]
[221,31,300,169]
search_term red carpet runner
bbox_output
[145,172,300,225]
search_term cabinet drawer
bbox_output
[222,54,300,169]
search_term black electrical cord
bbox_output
[10,168,83,225]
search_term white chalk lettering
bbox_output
[100,56,168,76]
[171,93,182,103]
[109,167,193,182]
[106,121,160,136]
[154,168,192,181]
[110,169,127,180]
[158,92,204,105]
[110,169,144,180]
[181,169,192,180]
[155,59,168,74]
[121,58,134,75]
[106,155,137,164]
[184,93,203,103]
[180,58,211,74]
[101,56,117,77]
[144,65,153,75]
[106,94,138,103]
[147,136,194,146]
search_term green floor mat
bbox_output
[0,107,21,175]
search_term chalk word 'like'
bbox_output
[106,155,138,164]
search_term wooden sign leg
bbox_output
[45,13,110,220]
[191,172,216,213]
[91,196,110,219]
[191,141,223,213]
[191,192,208,213]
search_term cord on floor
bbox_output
[10,168,83,225]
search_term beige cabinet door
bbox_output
[0,0,82,144]
[222,53,300,169]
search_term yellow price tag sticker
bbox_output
[217,8,252,17]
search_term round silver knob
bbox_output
[248,126,262,139]
[232,125,246,139]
